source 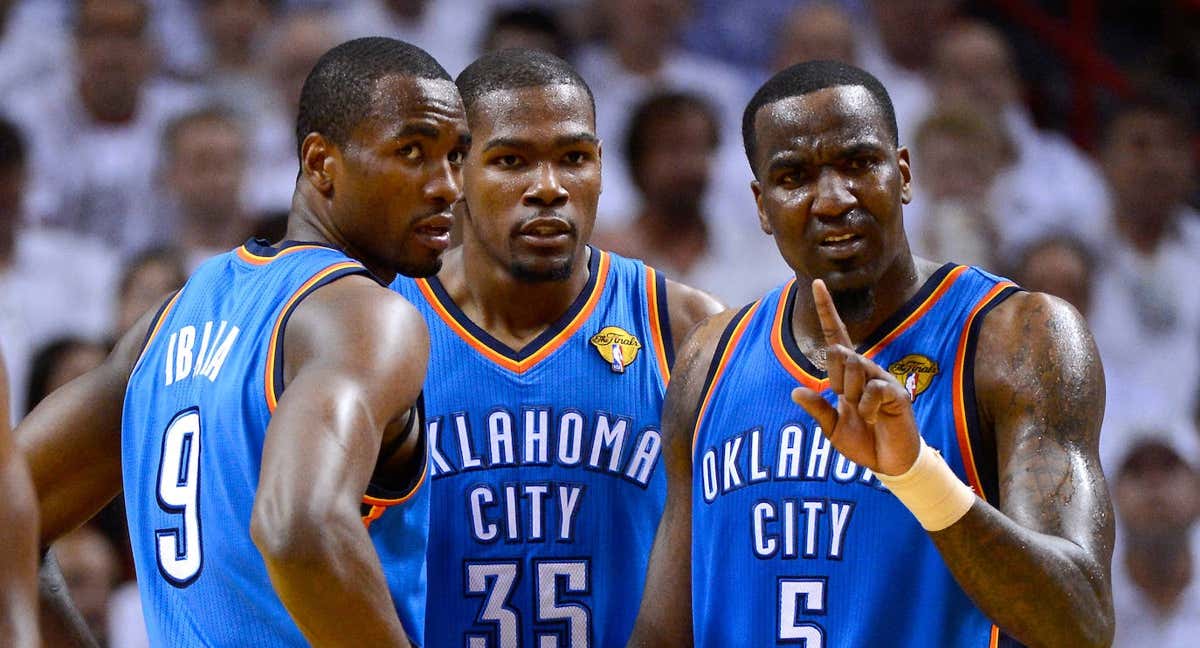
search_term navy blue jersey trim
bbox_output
[962,285,1022,505]
[779,263,958,376]
[243,238,341,257]
[269,266,373,403]
[422,245,603,362]
[695,302,757,422]
[365,392,427,500]
[655,270,675,369]
[999,632,1027,647]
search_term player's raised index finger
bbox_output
[811,279,853,347]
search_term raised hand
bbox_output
[790,279,921,476]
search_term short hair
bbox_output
[294,37,452,164]
[742,60,898,172]
[624,91,720,187]
[456,48,594,121]
[481,6,572,60]
[0,115,26,170]
[162,106,241,161]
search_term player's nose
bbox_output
[523,162,569,207]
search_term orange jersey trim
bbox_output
[691,301,762,456]
[646,266,672,383]
[951,281,1017,498]
[416,251,612,374]
[132,290,184,372]
[989,624,1000,647]
[263,261,366,413]
[770,267,969,388]
[236,243,333,266]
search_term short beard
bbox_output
[395,257,443,279]
[510,255,575,283]
[830,287,875,323]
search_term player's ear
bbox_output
[752,179,772,235]
[897,145,912,205]
[300,132,337,196]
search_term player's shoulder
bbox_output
[289,274,429,356]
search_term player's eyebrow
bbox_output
[392,122,442,140]
[482,132,599,153]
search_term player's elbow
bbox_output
[250,497,343,568]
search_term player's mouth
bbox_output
[413,213,454,252]
[816,231,867,259]
[516,216,575,248]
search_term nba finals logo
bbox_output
[887,354,939,401]
[590,326,642,374]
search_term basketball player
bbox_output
[390,49,723,646]
[0,355,38,648]
[629,61,1114,647]
[16,38,469,646]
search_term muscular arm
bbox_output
[663,279,725,354]
[930,292,1114,648]
[249,276,428,647]
[16,306,156,647]
[0,356,39,648]
[628,310,738,648]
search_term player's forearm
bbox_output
[931,502,1113,648]
[253,509,412,647]
[37,553,98,648]
[0,456,39,648]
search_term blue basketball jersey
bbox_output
[691,264,1023,648]
[123,239,429,646]
[391,248,672,647]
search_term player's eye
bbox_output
[563,151,589,165]
[845,157,874,171]
[397,144,423,161]
[448,149,467,166]
[494,154,521,168]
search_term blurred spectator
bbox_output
[1009,234,1095,319]
[480,5,572,61]
[54,524,120,641]
[113,247,187,338]
[1111,438,1200,648]
[4,0,201,253]
[0,0,71,101]
[243,8,344,215]
[195,0,275,117]
[907,109,1009,270]
[1091,98,1200,469]
[161,107,255,270]
[0,117,118,420]
[857,0,958,146]
[577,0,754,227]
[927,20,1110,250]
[772,2,857,72]
[340,0,489,76]
[593,91,788,305]
[24,337,107,414]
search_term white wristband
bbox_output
[875,439,977,532]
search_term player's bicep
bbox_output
[663,279,726,356]
[977,293,1111,551]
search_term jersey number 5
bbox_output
[779,577,826,645]
[155,408,203,587]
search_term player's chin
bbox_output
[392,246,445,279]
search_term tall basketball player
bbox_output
[17,38,468,647]
[629,60,1114,648]
[391,49,723,646]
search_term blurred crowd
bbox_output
[0,0,1197,646]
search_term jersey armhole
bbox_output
[263,262,369,413]
[645,266,674,382]
[954,284,1022,505]
[131,290,183,373]
[362,395,429,527]
[691,301,760,457]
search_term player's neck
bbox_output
[283,189,395,285]
[791,253,927,351]
[450,241,593,349]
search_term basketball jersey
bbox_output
[691,264,1023,648]
[392,248,672,647]
[123,239,429,647]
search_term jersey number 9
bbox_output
[155,408,204,586]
